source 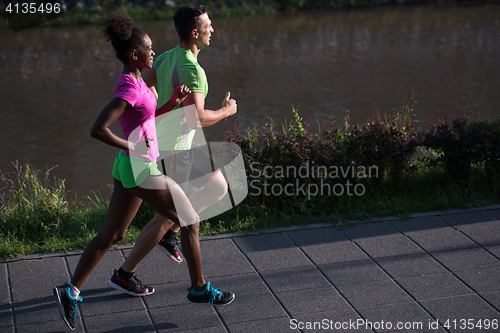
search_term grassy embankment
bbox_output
[1,94,499,259]
[1,0,473,29]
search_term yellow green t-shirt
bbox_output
[153,45,208,150]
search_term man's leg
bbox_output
[120,213,174,272]
[156,170,227,261]
[158,147,228,242]
[120,173,199,269]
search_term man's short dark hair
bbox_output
[174,5,208,42]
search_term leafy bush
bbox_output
[224,92,499,199]
[422,101,500,184]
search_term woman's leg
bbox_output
[71,179,143,290]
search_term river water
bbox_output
[1,4,499,198]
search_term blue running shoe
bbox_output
[186,282,235,306]
[53,284,82,330]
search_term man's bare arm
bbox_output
[184,91,237,128]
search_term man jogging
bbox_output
[140,4,237,303]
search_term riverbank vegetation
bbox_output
[1,93,499,259]
[1,0,489,30]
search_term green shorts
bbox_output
[112,150,163,189]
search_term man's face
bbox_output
[195,13,214,48]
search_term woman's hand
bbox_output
[156,84,192,117]
[171,84,191,106]
[90,98,131,151]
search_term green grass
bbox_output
[0,162,152,259]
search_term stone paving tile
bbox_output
[275,287,350,317]
[341,222,424,259]
[173,326,227,333]
[390,217,479,253]
[454,267,500,293]
[227,317,291,333]
[12,295,63,325]
[17,319,84,333]
[420,295,500,333]
[260,266,330,293]
[390,217,446,233]
[386,329,446,333]
[8,257,68,302]
[385,327,447,333]
[0,325,14,333]
[396,273,474,301]
[121,247,190,285]
[336,279,413,308]
[84,309,155,333]
[376,253,448,278]
[0,302,13,328]
[448,220,500,248]
[319,259,391,286]
[356,302,439,333]
[143,280,191,309]
[439,211,500,251]
[66,250,125,291]
[78,288,147,317]
[285,227,369,264]
[199,238,255,277]
[207,273,270,297]
[216,292,287,325]
[432,247,500,272]
[342,221,401,239]
[232,233,311,271]
[0,263,9,304]
[291,309,373,333]
[480,291,500,311]
[488,245,500,258]
[489,209,500,219]
[351,234,424,259]
[150,303,223,332]
[439,211,498,227]
[150,303,222,332]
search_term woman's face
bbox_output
[136,35,155,69]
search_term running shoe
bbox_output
[157,237,183,263]
[186,282,235,306]
[108,269,155,297]
[53,283,83,331]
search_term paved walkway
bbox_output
[1,207,500,333]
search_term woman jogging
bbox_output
[52,13,225,331]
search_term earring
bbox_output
[134,57,138,60]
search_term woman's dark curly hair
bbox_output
[100,12,146,62]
